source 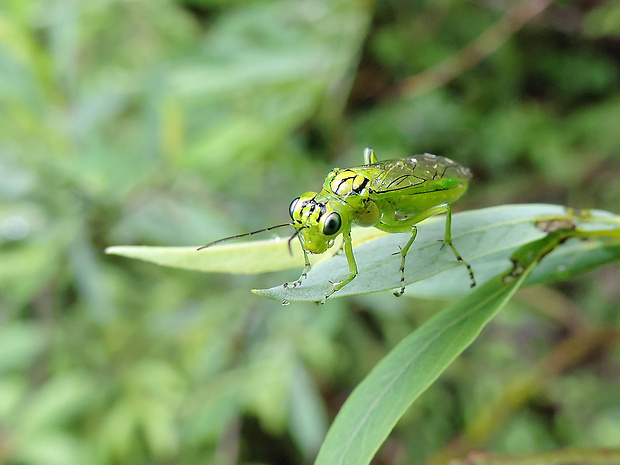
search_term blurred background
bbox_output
[1,0,619,464]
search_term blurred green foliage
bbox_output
[1,0,619,464]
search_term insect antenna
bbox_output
[287,227,305,256]
[197,223,292,250]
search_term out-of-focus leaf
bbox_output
[0,323,44,374]
[583,2,620,38]
[289,363,329,459]
[14,433,92,465]
[18,373,99,434]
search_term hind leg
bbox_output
[377,203,475,296]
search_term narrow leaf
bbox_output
[313,230,578,465]
[255,204,620,302]
[104,228,383,274]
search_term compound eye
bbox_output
[289,197,300,221]
[322,212,342,236]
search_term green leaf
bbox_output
[404,223,620,299]
[255,204,620,302]
[106,204,620,301]
[104,227,383,274]
[312,230,580,465]
[105,243,301,275]
[583,1,620,38]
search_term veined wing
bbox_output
[366,154,472,194]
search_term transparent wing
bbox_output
[365,154,472,194]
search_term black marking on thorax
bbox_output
[331,170,370,196]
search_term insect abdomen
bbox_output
[388,182,469,217]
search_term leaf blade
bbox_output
[256,204,620,302]
[313,230,577,465]
[104,228,384,275]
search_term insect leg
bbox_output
[376,203,475,295]
[393,226,418,297]
[321,228,357,304]
[377,205,447,296]
[283,238,311,289]
[331,238,346,257]
[443,205,476,288]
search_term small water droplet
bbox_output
[281,300,290,306]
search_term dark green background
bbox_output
[1,1,619,464]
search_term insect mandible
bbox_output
[199,148,476,303]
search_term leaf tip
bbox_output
[104,246,121,256]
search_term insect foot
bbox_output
[393,257,407,297]
[283,270,308,290]
[444,241,476,288]
[317,279,342,304]
[283,279,302,289]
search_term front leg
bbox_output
[320,228,357,304]
[283,239,311,289]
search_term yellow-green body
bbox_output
[288,149,474,302]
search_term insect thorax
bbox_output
[327,168,370,197]
[322,169,380,227]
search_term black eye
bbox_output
[289,197,300,221]
[322,212,342,236]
